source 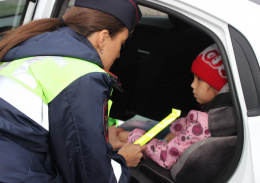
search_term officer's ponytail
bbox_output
[0,18,61,61]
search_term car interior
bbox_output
[109,10,237,183]
[107,4,240,183]
[0,0,242,182]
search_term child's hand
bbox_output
[108,125,125,150]
[118,130,130,143]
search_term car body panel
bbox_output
[247,117,260,182]
[33,0,56,20]
[23,2,37,25]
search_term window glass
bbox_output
[139,5,167,16]
[68,0,75,7]
[0,0,27,33]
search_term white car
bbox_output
[1,0,259,182]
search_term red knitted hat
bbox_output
[191,44,227,91]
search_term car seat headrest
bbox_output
[208,105,237,137]
[201,84,237,137]
[203,83,231,112]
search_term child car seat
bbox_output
[130,84,237,183]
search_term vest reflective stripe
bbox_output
[12,57,40,89]
[111,160,122,182]
[0,75,49,130]
[0,62,11,72]
[50,56,68,67]
[0,57,48,104]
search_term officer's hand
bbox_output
[108,125,125,150]
[118,143,147,167]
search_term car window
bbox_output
[0,0,27,34]
[139,5,167,16]
[68,0,75,7]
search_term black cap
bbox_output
[74,0,142,32]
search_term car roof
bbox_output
[179,0,260,26]
[174,0,260,60]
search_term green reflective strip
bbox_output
[134,109,181,146]
[108,117,118,127]
[0,57,29,76]
[108,99,113,116]
[115,119,120,127]
[0,60,22,74]
[107,99,120,127]
[108,100,115,126]
[30,57,105,103]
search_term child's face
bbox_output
[191,75,219,105]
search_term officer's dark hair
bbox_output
[0,6,126,61]
[63,6,126,37]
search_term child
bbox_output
[117,44,228,169]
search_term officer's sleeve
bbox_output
[49,72,130,183]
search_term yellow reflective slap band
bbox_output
[134,108,181,146]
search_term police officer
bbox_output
[0,0,146,182]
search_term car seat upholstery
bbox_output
[130,84,237,183]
